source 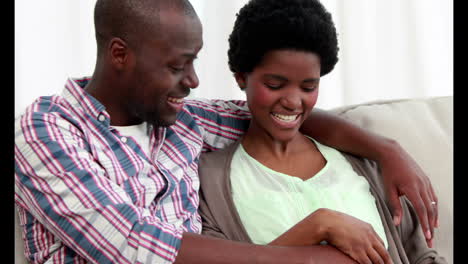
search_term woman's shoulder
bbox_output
[200,141,239,161]
[199,141,241,180]
[303,134,378,169]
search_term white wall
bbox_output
[190,0,453,109]
[15,1,97,116]
[15,0,453,117]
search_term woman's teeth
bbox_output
[272,113,299,122]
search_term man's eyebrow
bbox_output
[303,78,320,83]
[182,53,198,60]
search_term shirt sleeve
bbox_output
[183,98,251,152]
[15,112,184,264]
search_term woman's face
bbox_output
[239,49,321,142]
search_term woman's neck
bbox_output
[241,125,307,161]
[240,123,326,181]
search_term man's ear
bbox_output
[234,72,247,90]
[108,37,130,71]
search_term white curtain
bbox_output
[190,0,453,109]
[15,1,97,116]
[15,0,452,117]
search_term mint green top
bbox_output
[230,137,388,248]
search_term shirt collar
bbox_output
[61,77,167,137]
[62,76,109,121]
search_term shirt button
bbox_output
[98,115,105,122]
[121,137,127,143]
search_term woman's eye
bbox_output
[303,87,317,92]
[265,83,281,90]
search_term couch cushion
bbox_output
[330,96,453,263]
[15,208,28,264]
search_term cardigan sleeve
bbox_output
[398,197,448,264]
[197,149,233,240]
[198,186,229,240]
[343,153,447,264]
[197,142,253,243]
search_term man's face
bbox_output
[126,10,203,127]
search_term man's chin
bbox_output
[131,106,178,128]
[146,115,177,128]
[150,120,175,128]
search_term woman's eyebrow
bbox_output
[263,74,319,83]
[264,74,288,81]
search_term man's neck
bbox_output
[84,75,142,126]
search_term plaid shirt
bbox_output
[15,77,251,264]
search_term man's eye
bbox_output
[170,66,184,72]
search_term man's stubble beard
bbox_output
[128,101,175,128]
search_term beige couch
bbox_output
[15,96,453,264]
[330,96,453,263]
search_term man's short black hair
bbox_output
[94,0,196,54]
[228,0,339,77]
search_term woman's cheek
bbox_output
[308,89,319,108]
[249,85,276,107]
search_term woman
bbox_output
[198,0,446,263]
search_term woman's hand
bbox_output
[270,208,392,264]
[377,139,438,248]
[319,209,392,264]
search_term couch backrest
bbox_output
[331,96,453,263]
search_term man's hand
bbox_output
[301,108,439,248]
[378,140,439,248]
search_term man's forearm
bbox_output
[300,108,397,163]
[175,232,357,264]
[176,232,297,264]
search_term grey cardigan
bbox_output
[198,140,447,264]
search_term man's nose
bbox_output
[182,65,199,89]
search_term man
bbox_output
[15,0,437,263]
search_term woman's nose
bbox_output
[280,93,301,111]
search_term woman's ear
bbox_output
[234,72,247,90]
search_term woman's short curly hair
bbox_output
[228,0,339,77]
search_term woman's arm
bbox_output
[300,108,438,245]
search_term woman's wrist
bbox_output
[269,209,328,246]
[309,208,333,243]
